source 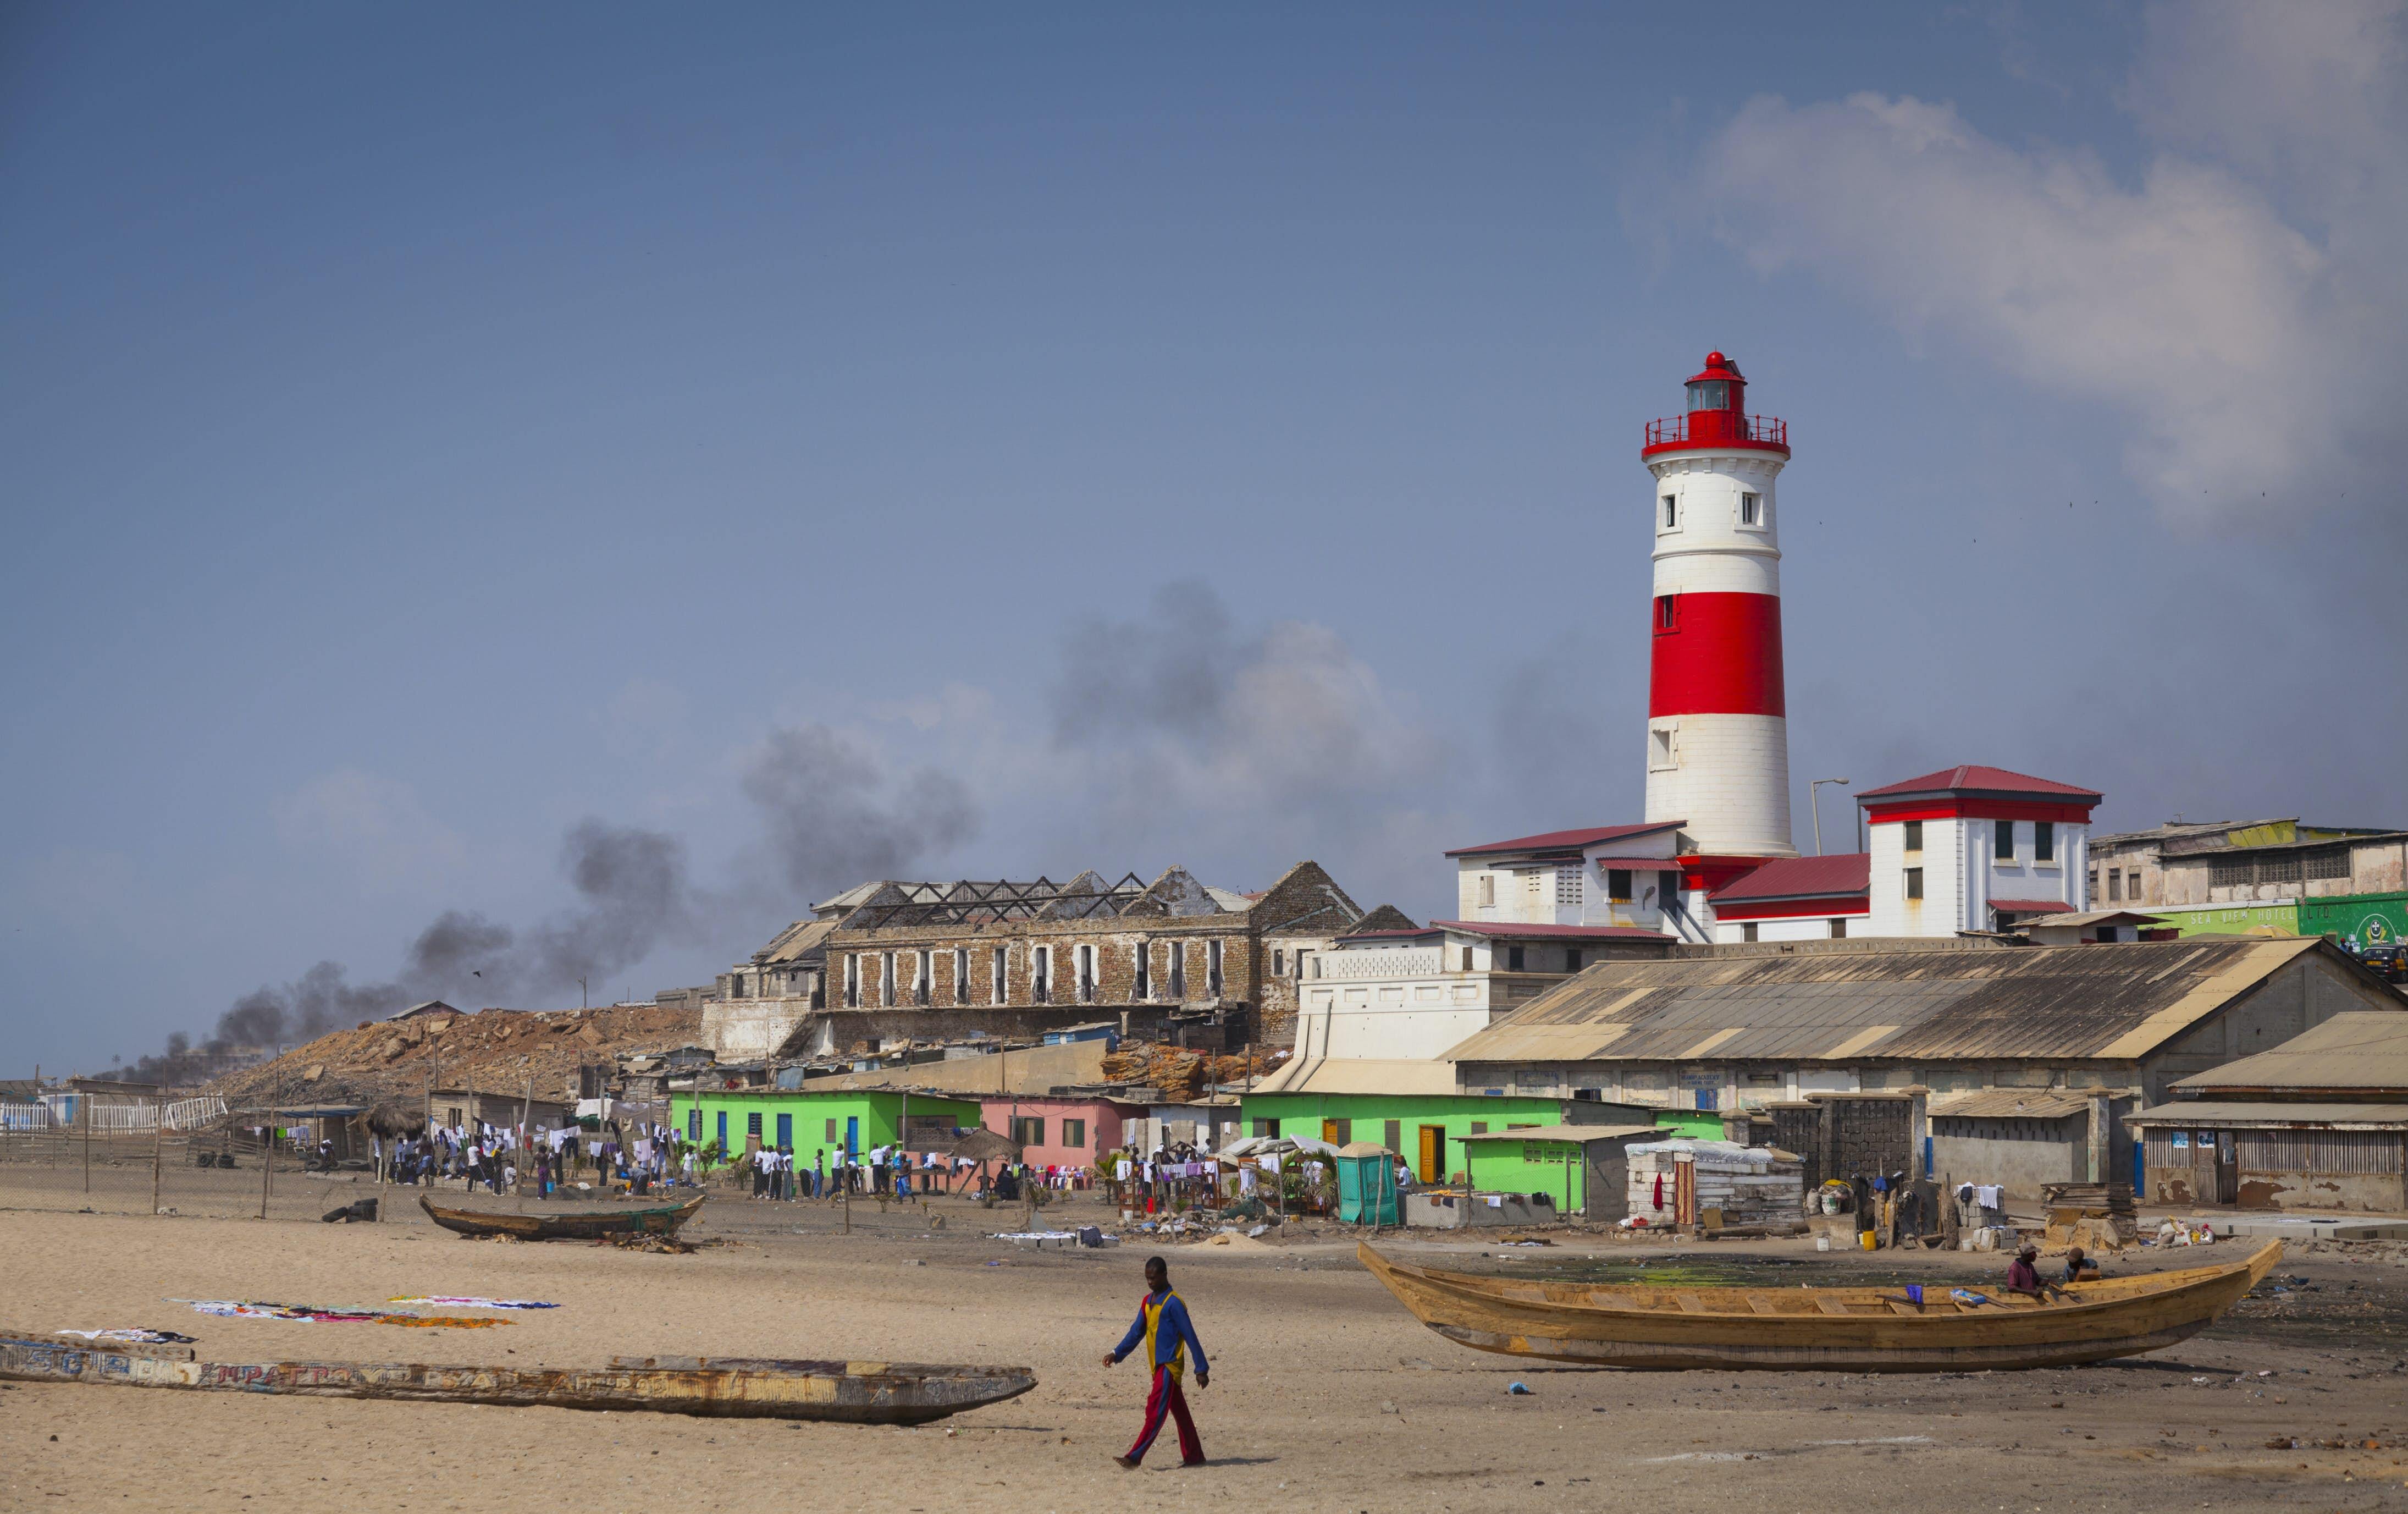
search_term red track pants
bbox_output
[1125,1364,1202,1465]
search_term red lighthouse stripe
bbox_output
[1649,591,1785,717]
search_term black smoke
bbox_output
[741,724,980,903]
[105,728,981,1082]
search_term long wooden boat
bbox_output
[0,1332,1035,1424]
[1358,1240,2283,1372]
[418,1191,704,1241]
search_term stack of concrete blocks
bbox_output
[1624,1139,1805,1227]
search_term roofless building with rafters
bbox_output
[699,860,1388,1060]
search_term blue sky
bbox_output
[7,3,2405,1072]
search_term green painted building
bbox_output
[671,1085,982,1162]
[1238,1060,1663,1183]
[1459,1125,1662,1215]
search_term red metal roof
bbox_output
[1855,766,2101,802]
[1709,854,1871,903]
[1990,898,2075,915]
[1426,919,1668,941]
[1443,821,1682,858]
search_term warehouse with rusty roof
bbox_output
[1440,935,2405,1111]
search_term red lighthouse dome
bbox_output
[1643,351,1790,458]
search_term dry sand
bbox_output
[6,1158,2408,1512]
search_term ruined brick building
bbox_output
[700,861,1395,1060]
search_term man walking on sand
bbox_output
[1102,1255,1208,1469]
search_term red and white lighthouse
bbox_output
[1641,353,1797,860]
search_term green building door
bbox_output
[716,1110,728,1150]
[846,1115,859,1157]
[776,1113,792,1149]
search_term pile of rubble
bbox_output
[1097,1044,1284,1102]
[211,1003,702,1109]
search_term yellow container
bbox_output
[1859,1230,1878,1251]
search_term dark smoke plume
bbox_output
[106,729,979,1080]
[103,821,698,1082]
[742,724,980,904]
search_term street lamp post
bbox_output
[1809,778,1852,857]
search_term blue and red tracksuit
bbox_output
[1109,1288,1208,1465]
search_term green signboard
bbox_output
[2148,901,2301,938]
[2300,892,2408,951]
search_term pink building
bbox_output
[980,1094,1144,1171]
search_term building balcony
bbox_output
[1643,411,1788,455]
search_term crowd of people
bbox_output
[370,1119,676,1198]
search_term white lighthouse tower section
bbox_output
[1643,449,1797,860]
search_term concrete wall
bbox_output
[1931,1115,2088,1198]
[700,998,814,1060]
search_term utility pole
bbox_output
[518,1074,533,1211]
[1809,778,1852,857]
[260,1055,280,1220]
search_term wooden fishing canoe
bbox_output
[419,1191,703,1241]
[1358,1240,2283,1372]
[0,1332,1035,1424]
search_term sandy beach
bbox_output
[6,1159,2408,1513]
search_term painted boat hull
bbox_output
[418,1192,704,1241]
[1357,1240,2283,1373]
[0,1334,1035,1424]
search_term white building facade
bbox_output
[1858,766,2100,937]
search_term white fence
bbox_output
[2,1094,228,1135]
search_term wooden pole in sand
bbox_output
[259,1065,278,1220]
[152,1102,163,1215]
[518,1075,532,1212]
[82,1085,92,1193]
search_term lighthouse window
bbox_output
[1649,726,1677,770]
[2034,822,2056,862]
[1903,821,1923,853]
[1994,822,2018,862]
[1739,492,1760,526]
[1655,594,1677,631]
[1662,495,1677,528]
[1686,379,1728,411]
[1905,867,1925,901]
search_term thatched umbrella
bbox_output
[947,1126,1021,1200]
[365,1101,426,1140]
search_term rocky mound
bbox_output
[211,1003,701,1109]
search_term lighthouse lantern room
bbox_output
[1641,352,1796,865]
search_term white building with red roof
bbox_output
[1858,765,2103,936]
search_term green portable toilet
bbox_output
[1335,1141,1400,1226]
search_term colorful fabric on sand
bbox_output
[55,1328,197,1344]
[176,1300,508,1329]
[385,1297,558,1310]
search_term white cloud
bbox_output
[270,768,470,888]
[1700,0,2407,522]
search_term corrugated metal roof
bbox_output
[1930,1088,2109,1119]
[1459,1124,1660,1143]
[760,917,837,964]
[1443,938,2340,1065]
[2017,911,2168,928]
[1426,919,1669,942]
[2127,1100,2408,1128]
[1245,1057,1462,1097]
[2170,1010,2408,1093]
